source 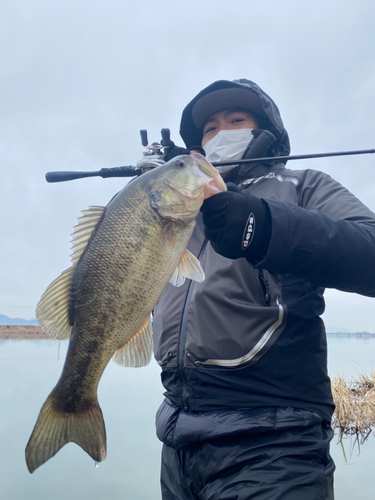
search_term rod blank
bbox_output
[45,148,375,183]
[212,148,375,167]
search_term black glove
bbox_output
[162,135,206,162]
[200,183,271,261]
[162,139,190,162]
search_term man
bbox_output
[152,79,375,499]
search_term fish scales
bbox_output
[25,154,226,473]
[64,181,192,396]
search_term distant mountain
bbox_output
[0,314,38,325]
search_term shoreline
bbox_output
[1,325,374,340]
[0,325,52,340]
[327,332,375,338]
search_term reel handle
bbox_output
[161,128,171,147]
[140,129,148,147]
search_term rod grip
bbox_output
[45,171,97,182]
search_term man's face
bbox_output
[201,109,259,147]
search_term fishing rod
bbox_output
[45,129,375,183]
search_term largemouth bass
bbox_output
[25,153,226,473]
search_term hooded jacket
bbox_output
[153,79,375,448]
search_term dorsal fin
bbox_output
[36,267,74,340]
[36,205,106,340]
[71,206,106,265]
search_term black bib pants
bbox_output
[159,407,335,500]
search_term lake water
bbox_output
[1,337,375,500]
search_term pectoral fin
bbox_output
[112,316,153,367]
[169,249,205,287]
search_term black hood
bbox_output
[180,79,290,161]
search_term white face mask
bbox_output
[203,129,254,174]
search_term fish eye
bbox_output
[176,160,185,168]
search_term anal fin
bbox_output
[112,316,153,367]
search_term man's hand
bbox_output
[162,133,205,162]
[162,138,190,162]
[200,183,272,261]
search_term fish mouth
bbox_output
[168,155,226,222]
[190,153,227,198]
[152,154,227,224]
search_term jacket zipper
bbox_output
[177,239,209,412]
[258,269,271,305]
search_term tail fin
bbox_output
[25,393,106,473]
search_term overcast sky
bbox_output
[1,0,374,332]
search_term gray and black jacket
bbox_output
[152,79,375,448]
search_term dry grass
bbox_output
[331,371,375,459]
